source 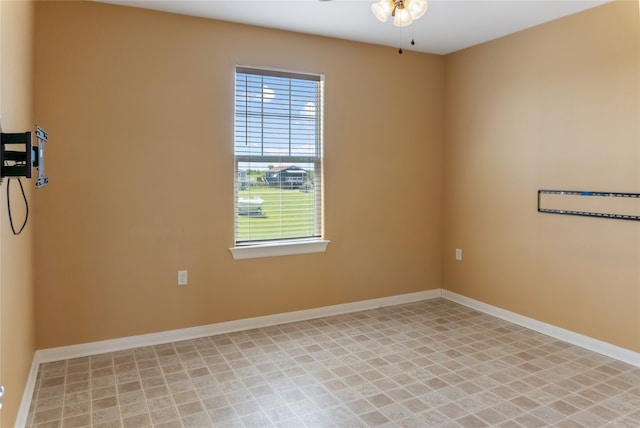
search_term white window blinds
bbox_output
[234,67,324,245]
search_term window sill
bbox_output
[229,239,330,260]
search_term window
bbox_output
[231,66,328,259]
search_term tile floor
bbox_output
[26,299,639,427]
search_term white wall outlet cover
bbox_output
[178,270,188,285]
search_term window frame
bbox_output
[229,66,329,260]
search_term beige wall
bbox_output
[0,1,35,426]
[33,1,444,349]
[443,1,639,352]
[32,0,639,357]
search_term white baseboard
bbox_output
[14,355,40,428]
[442,289,640,368]
[15,289,439,427]
[35,289,440,364]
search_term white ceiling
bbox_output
[97,0,612,55]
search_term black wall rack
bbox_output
[0,125,49,187]
[538,190,640,221]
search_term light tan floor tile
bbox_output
[26,299,639,427]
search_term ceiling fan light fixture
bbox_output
[393,7,413,27]
[371,0,428,27]
[407,0,428,20]
[371,0,393,23]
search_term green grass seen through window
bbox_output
[236,187,317,243]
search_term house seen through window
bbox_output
[234,67,324,245]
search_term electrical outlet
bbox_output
[178,270,188,286]
[455,248,462,261]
